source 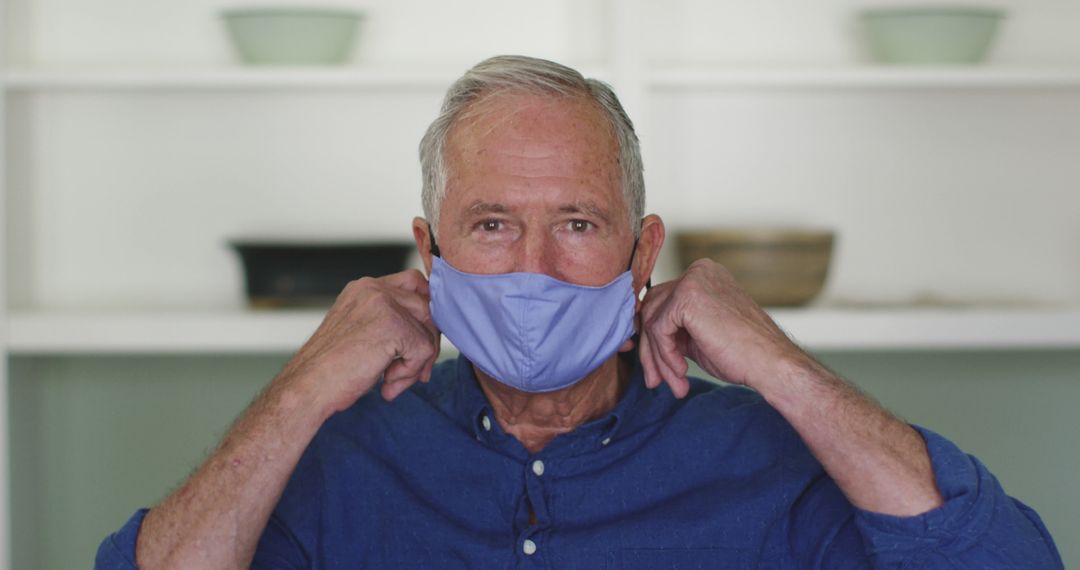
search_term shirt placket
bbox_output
[517,454,552,568]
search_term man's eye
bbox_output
[568,220,593,232]
[480,220,503,232]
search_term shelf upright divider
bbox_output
[0,0,12,562]
[608,0,648,141]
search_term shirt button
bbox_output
[481,415,492,432]
[532,460,545,476]
[601,437,611,446]
[523,539,537,555]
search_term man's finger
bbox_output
[638,332,662,389]
[382,349,427,387]
[652,343,682,393]
[644,302,694,399]
[382,268,430,295]
[644,324,682,391]
[639,282,672,324]
[386,289,432,323]
[381,376,416,401]
[666,375,691,399]
[383,321,438,380]
[419,333,441,383]
[382,359,416,384]
[422,319,441,347]
[653,318,690,381]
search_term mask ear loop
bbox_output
[626,233,650,364]
[427,223,442,258]
[629,237,652,291]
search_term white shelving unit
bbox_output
[0,4,9,565]
[5,0,1080,567]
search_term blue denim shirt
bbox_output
[97,353,1062,568]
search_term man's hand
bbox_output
[637,258,943,516]
[281,269,442,416]
[637,258,800,398]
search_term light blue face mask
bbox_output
[428,253,638,393]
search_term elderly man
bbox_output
[97,55,1061,568]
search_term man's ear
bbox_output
[632,214,666,305]
[412,217,434,275]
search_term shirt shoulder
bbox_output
[684,376,765,408]
[679,377,801,439]
[674,377,826,477]
[319,358,468,438]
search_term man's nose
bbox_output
[517,230,558,277]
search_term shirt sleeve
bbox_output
[94,509,146,570]
[841,425,1063,568]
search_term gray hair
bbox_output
[419,55,644,239]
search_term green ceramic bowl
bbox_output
[860,6,1005,64]
[222,7,363,65]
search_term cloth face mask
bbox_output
[428,256,637,393]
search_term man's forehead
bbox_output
[440,90,626,225]
[448,91,615,153]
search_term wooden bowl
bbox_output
[675,228,834,307]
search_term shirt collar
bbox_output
[451,350,659,458]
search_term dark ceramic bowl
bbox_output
[230,240,414,308]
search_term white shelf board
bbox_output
[1,66,465,91]
[7,310,328,354]
[769,307,1080,350]
[5,310,461,355]
[6,308,1080,355]
[8,66,1077,92]
[1,65,613,91]
[647,66,1080,90]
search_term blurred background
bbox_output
[2,0,1080,567]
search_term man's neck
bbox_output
[476,355,630,454]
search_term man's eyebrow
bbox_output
[557,201,611,223]
[465,201,510,216]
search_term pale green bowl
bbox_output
[222,7,362,65]
[860,6,1005,65]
